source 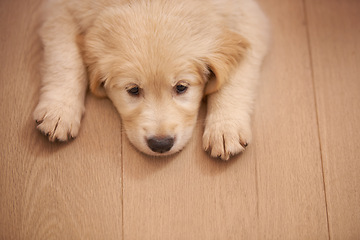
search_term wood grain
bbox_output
[254,0,329,238]
[0,1,123,239]
[305,0,360,239]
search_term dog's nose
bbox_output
[147,136,175,153]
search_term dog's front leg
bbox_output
[33,6,87,141]
[203,54,263,160]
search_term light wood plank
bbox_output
[253,0,329,238]
[122,0,329,238]
[305,0,360,239]
[0,1,123,239]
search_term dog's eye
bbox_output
[175,84,188,94]
[127,86,140,96]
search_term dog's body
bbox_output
[34,0,269,160]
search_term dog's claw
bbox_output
[240,141,248,148]
[68,132,76,140]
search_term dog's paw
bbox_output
[202,120,251,161]
[33,101,84,142]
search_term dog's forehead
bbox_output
[116,53,202,81]
[143,61,204,87]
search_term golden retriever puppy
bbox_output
[34,0,269,160]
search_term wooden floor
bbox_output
[1,0,359,239]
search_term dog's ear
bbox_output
[88,64,108,98]
[80,34,108,98]
[204,30,249,95]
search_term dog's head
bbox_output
[84,2,249,156]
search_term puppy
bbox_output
[34,0,269,160]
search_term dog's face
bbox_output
[105,62,205,156]
[84,3,248,156]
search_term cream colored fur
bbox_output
[33,0,269,160]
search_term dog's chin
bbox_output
[142,146,184,158]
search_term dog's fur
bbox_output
[34,0,269,160]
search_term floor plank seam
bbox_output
[121,123,125,240]
[255,153,260,236]
[302,0,331,239]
